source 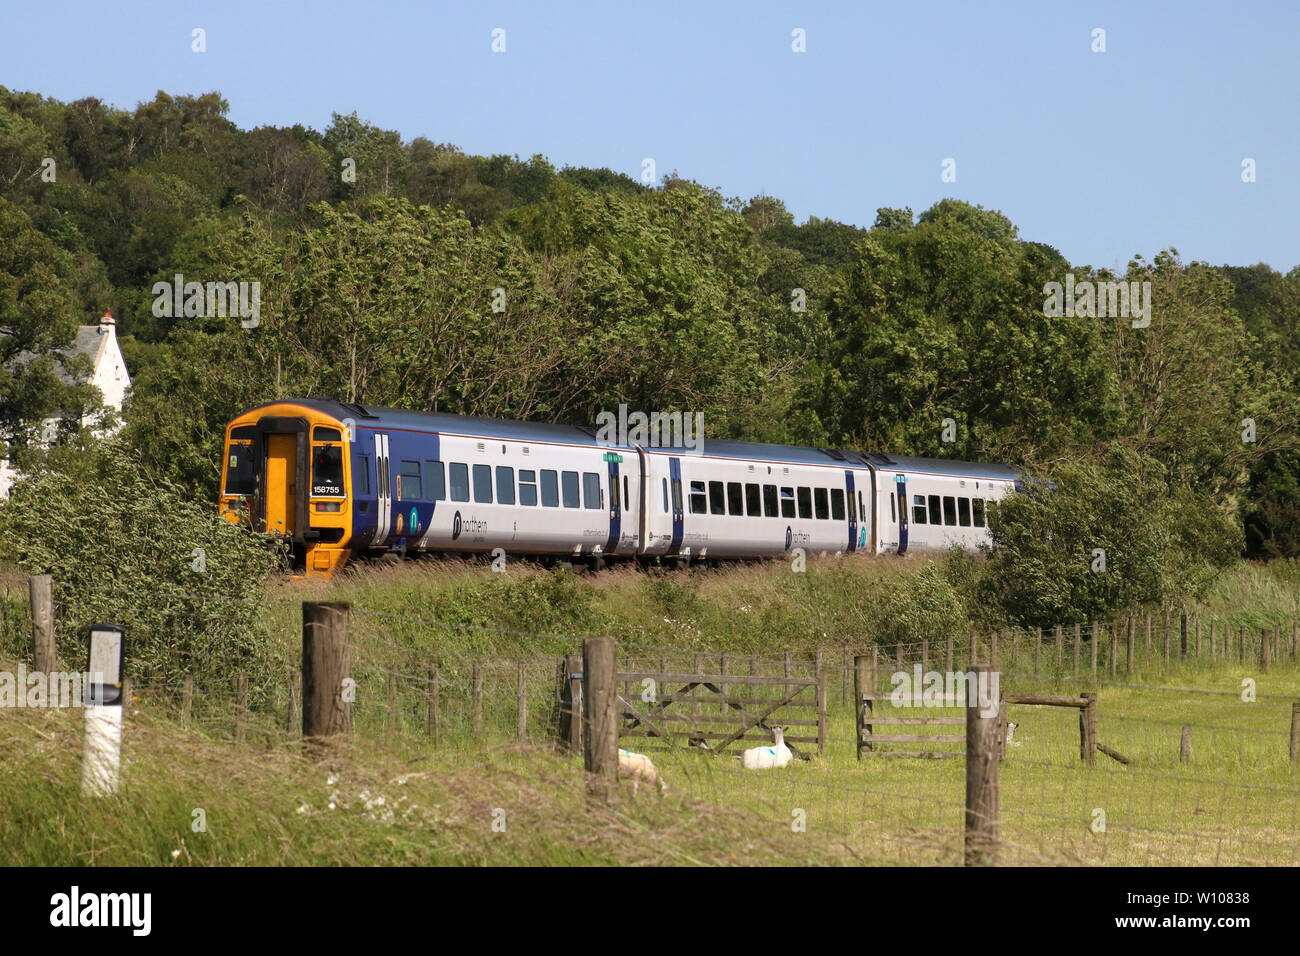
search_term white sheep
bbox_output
[741,727,793,769]
[618,748,666,794]
[1005,721,1022,747]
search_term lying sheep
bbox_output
[618,748,666,794]
[741,727,793,769]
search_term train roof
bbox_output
[863,453,1020,481]
[247,399,1018,478]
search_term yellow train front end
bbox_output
[218,401,353,578]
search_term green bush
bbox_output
[0,441,281,694]
[982,448,1241,626]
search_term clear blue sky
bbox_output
[4,0,1297,271]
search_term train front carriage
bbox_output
[220,400,355,577]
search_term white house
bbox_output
[0,310,131,496]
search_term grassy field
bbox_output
[2,554,1299,866]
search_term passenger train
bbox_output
[219,399,1020,577]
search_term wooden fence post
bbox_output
[965,666,1000,866]
[1034,628,1041,674]
[287,666,299,736]
[1109,623,1117,677]
[1074,622,1081,678]
[582,636,618,798]
[1126,617,1134,675]
[842,646,850,704]
[946,635,954,674]
[1291,703,1300,764]
[817,662,828,756]
[302,601,351,738]
[427,664,440,744]
[1261,629,1271,673]
[1239,627,1245,664]
[784,650,792,679]
[565,653,584,753]
[516,662,527,738]
[871,645,879,700]
[855,654,871,758]
[921,639,929,674]
[236,671,248,744]
[1180,614,1188,660]
[1210,620,1216,659]
[182,675,193,730]
[29,574,55,674]
[990,632,999,669]
[1179,724,1191,763]
[1055,624,1063,671]
[1090,622,1099,681]
[1081,692,1098,766]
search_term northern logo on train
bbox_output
[409,506,418,533]
[860,526,867,549]
[452,511,463,540]
[784,526,793,551]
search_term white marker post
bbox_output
[82,624,125,797]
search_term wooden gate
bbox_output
[617,668,826,756]
[857,688,966,759]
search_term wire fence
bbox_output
[3,580,1298,866]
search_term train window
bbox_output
[314,426,342,442]
[986,499,998,526]
[672,480,683,514]
[582,472,602,509]
[624,476,630,511]
[780,487,796,518]
[727,482,744,516]
[958,497,971,526]
[496,466,515,506]
[814,488,829,520]
[860,491,866,523]
[689,481,707,514]
[449,463,470,502]
[763,484,778,517]
[831,488,845,521]
[225,442,256,496]
[352,455,370,497]
[972,498,985,527]
[662,478,669,513]
[890,492,896,523]
[709,481,725,515]
[610,475,620,511]
[398,460,421,500]
[541,470,560,507]
[943,496,956,525]
[928,495,942,525]
[847,490,856,522]
[913,494,927,524]
[312,444,345,498]
[473,464,493,504]
[746,483,761,516]
[519,469,538,506]
[424,461,445,501]
[561,471,581,508]
[797,487,812,520]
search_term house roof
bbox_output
[8,323,117,386]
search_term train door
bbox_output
[265,434,298,536]
[668,457,685,554]
[844,470,858,552]
[603,456,622,555]
[895,473,909,555]
[373,433,392,543]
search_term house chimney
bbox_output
[99,309,115,334]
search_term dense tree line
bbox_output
[2,85,1299,593]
